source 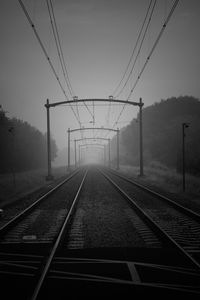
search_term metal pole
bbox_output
[182,123,185,192]
[108,138,111,168]
[104,145,106,166]
[45,99,53,180]
[68,128,70,170]
[182,123,189,192]
[8,126,16,186]
[117,128,119,170]
[101,148,103,164]
[79,145,81,166]
[74,140,77,168]
[139,98,144,176]
[13,129,16,187]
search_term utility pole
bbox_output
[108,138,111,168]
[8,126,16,187]
[182,122,189,192]
[139,97,144,176]
[117,128,119,170]
[79,144,81,167]
[104,144,106,166]
[74,140,77,168]
[68,128,70,170]
[45,99,53,180]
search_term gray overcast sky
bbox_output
[1,0,200,149]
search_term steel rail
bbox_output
[31,169,88,300]
[48,272,200,295]
[106,168,200,223]
[99,169,200,270]
[0,169,81,238]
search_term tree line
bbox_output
[115,96,200,175]
[0,108,57,173]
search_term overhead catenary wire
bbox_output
[126,0,180,100]
[114,0,157,99]
[17,0,81,126]
[46,0,74,97]
[105,0,156,138]
[47,0,83,134]
[112,0,154,97]
[18,0,180,144]
[46,0,93,118]
[48,0,94,122]
[108,0,180,134]
[46,0,84,135]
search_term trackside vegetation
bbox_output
[0,109,57,174]
[118,96,200,176]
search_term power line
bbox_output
[105,0,156,138]
[114,0,157,99]
[47,0,75,97]
[46,0,83,131]
[48,0,94,121]
[105,0,156,134]
[109,0,180,131]
[126,0,180,100]
[48,0,96,140]
[112,0,154,97]
[17,0,81,126]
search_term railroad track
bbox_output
[0,168,82,232]
[102,168,200,265]
[0,166,200,299]
[0,168,87,299]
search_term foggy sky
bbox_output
[1,0,200,149]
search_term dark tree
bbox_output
[0,109,57,173]
[118,96,200,175]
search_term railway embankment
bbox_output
[1,164,200,214]
[119,164,200,214]
[0,166,69,208]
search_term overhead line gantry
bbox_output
[74,137,111,168]
[68,127,119,171]
[45,98,143,180]
[78,143,107,167]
